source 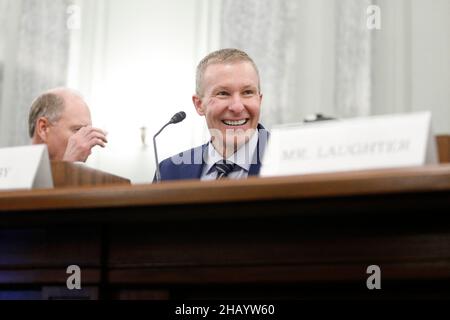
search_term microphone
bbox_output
[170,111,186,124]
[153,111,186,182]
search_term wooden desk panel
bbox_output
[1,164,450,213]
[1,165,450,299]
[51,161,130,188]
[437,135,450,163]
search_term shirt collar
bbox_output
[204,130,259,174]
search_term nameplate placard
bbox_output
[260,112,438,177]
[0,145,54,190]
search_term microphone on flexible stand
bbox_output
[153,111,186,182]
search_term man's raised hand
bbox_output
[63,126,108,162]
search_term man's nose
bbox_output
[228,94,245,113]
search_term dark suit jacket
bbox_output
[156,124,269,182]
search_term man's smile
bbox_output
[222,119,249,126]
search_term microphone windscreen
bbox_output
[171,111,186,124]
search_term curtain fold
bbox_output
[220,0,300,127]
[334,0,371,117]
[220,0,372,126]
[0,0,70,147]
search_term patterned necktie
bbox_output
[215,161,235,179]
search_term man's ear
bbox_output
[35,117,50,142]
[192,95,205,116]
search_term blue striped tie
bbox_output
[215,161,235,179]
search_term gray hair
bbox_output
[195,48,261,96]
[28,93,65,138]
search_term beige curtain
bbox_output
[220,0,371,127]
[0,0,71,147]
[220,0,450,133]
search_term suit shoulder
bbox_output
[160,144,206,167]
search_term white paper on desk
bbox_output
[260,111,438,177]
[0,144,53,190]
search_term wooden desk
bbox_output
[1,165,450,299]
[50,161,130,188]
[437,135,450,163]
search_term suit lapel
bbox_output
[181,144,207,179]
[249,124,269,176]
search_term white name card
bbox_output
[260,112,438,177]
[0,145,54,190]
